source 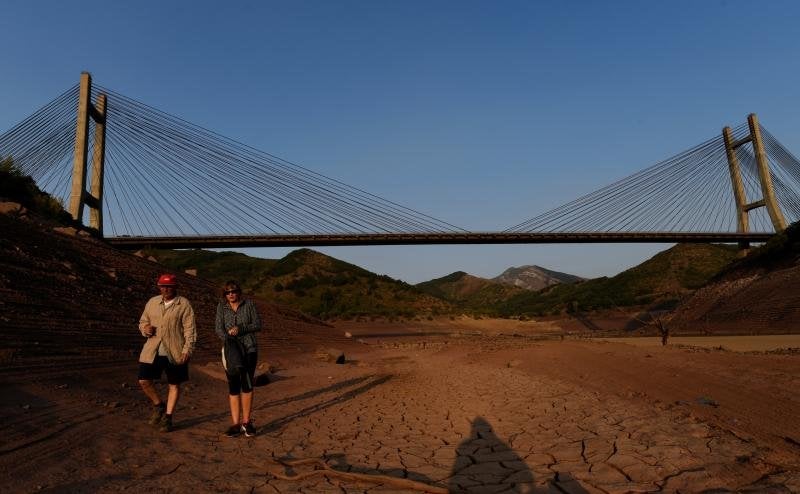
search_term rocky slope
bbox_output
[492,265,583,291]
[416,271,526,314]
[671,223,800,334]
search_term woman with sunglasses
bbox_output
[215,280,262,437]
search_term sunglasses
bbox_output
[224,289,241,295]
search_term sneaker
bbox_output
[148,403,166,426]
[224,424,242,437]
[242,421,256,437]
[158,415,173,433]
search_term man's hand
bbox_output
[143,325,156,337]
[178,352,190,365]
[227,326,239,336]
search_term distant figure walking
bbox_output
[215,280,262,437]
[137,273,197,433]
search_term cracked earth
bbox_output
[1,334,799,493]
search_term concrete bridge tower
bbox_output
[722,113,787,249]
[67,72,107,233]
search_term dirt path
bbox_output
[1,338,798,493]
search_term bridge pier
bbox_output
[722,113,787,251]
[68,72,107,233]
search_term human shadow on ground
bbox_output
[324,453,446,490]
[256,375,374,409]
[177,375,383,431]
[254,372,291,386]
[174,409,230,429]
[259,374,392,433]
[448,417,589,494]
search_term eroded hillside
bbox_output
[671,224,800,334]
[0,205,350,375]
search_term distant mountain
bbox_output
[492,265,584,291]
[496,243,738,317]
[416,271,526,313]
[148,247,452,320]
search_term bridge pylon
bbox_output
[722,113,787,250]
[68,72,107,234]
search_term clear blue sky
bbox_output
[3,1,800,283]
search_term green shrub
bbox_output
[0,157,73,225]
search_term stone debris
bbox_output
[316,347,346,364]
[52,226,79,236]
[0,201,26,215]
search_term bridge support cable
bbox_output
[0,85,80,203]
[6,78,800,247]
[86,84,466,238]
[506,116,799,237]
[756,127,800,221]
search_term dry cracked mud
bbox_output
[1,336,799,493]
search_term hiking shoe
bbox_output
[148,403,166,426]
[242,421,256,437]
[224,424,241,438]
[158,415,173,433]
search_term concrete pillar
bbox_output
[68,72,92,222]
[88,93,107,232]
[748,113,787,232]
[722,126,749,234]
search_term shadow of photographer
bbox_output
[448,416,589,494]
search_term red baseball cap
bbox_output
[157,273,178,286]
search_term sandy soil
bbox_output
[1,325,799,493]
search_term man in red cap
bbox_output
[137,273,197,432]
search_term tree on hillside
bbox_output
[609,294,676,345]
[0,157,72,223]
[626,309,673,345]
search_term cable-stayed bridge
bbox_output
[2,73,798,249]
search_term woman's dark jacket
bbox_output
[215,298,262,354]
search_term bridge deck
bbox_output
[106,232,774,249]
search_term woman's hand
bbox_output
[228,326,239,336]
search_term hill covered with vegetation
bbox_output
[151,243,740,319]
[494,243,739,317]
[148,248,452,320]
[416,271,526,314]
[145,249,277,292]
[0,158,74,226]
